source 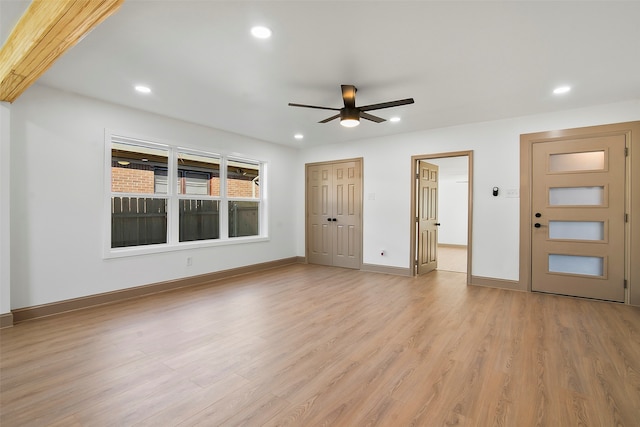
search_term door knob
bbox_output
[332,218,337,222]
[535,213,542,218]
[327,218,332,222]
[534,223,542,228]
[435,223,441,226]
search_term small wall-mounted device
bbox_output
[493,187,499,197]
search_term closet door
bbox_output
[307,163,333,266]
[306,160,362,269]
[332,161,361,269]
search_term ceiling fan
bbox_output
[288,85,415,127]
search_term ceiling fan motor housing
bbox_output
[340,108,360,122]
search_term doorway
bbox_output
[520,121,640,304]
[410,151,473,282]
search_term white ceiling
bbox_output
[2,1,640,147]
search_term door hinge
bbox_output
[625,213,629,223]
[624,279,628,289]
[625,147,629,157]
[416,173,420,179]
[416,217,419,222]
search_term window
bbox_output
[177,151,221,242]
[107,132,266,255]
[111,139,169,248]
[227,159,260,238]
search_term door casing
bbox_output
[410,151,473,282]
[520,121,640,306]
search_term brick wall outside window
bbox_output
[111,164,154,193]
[227,179,259,198]
[112,164,258,198]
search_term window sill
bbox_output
[104,236,270,259]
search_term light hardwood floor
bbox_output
[1,264,639,426]
[436,245,467,273]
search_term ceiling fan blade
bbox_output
[341,85,357,109]
[359,98,414,112]
[319,114,341,123]
[288,103,340,111]
[318,114,340,123]
[360,112,386,123]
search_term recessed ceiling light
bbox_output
[251,26,272,39]
[294,133,304,140]
[135,85,151,94]
[553,85,571,95]
[390,117,401,123]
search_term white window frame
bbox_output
[226,156,263,239]
[104,130,268,258]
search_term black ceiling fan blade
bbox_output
[319,114,341,123]
[360,112,386,123]
[341,85,357,109]
[359,98,415,112]
[288,103,340,111]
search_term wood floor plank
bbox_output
[2,264,639,426]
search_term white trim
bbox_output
[220,156,229,239]
[167,147,178,244]
[104,236,271,259]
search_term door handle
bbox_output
[435,223,441,226]
[534,223,542,228]
[327,218,332,222]
[332,218,337,222]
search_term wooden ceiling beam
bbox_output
[0,0,124,103]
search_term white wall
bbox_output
[1,102,10,314]
[8,85,639,310]
[298,100,640,282]
[9,85,299,309]
[426,156,468,246]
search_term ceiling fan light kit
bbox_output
[340,109,360,127]
[289,84,414,128]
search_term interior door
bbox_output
[531,135,626,301]
[332,161,361,269]
[307,163,332,266]
[417,160,439,275]
[306,160,362,269]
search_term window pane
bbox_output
[549,186,604,206]
[229,201,259,237]
[178,152,220,196]
[111,197,167,247]
[227,160,260,199]
[179,199,220,242]
[549,221,604,241]
[112,143,168,194]
[183,171,210,195]
[549,151,605,172]
[548,254,603,277]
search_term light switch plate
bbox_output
[505,188,519,198]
